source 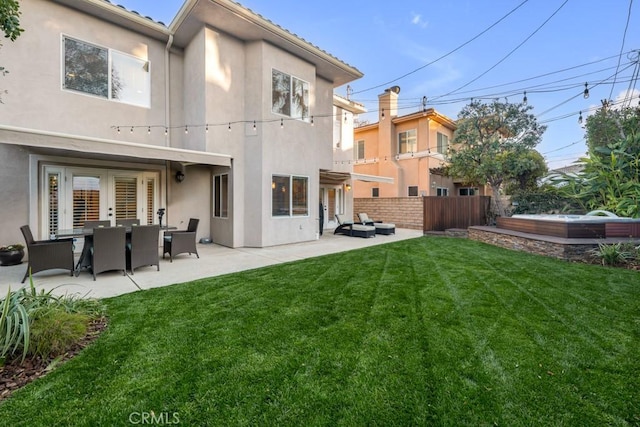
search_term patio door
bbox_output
[42,165,160,238]
[320,186,343,230]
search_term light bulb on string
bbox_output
[578,111,583,125]
[184,125,188,134]
[130,127,134,134]
[280,118,284,129]
[253,121,256,131]
[228,122,231,132]
[147,126,151,135]
[583,82,589,99]
[422,96,427,112]
[164,127,168,136]
[117,126,120,134]
[310,116,314,126]
[205,124,209,133]
[523,91,527,105]
[381,108,385,120]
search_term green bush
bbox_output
[590,243,632,266]
[0,287,30,363]
[28,308,89,358]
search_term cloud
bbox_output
[411,12,428,28]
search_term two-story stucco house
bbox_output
[353,86,487,199]
[0,0,363,248]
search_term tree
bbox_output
[0,0,24,102]
[585,103,640,155]
[445,99,546,217]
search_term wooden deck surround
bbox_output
[496,217,640,238]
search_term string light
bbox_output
[184,125,188,134]
[205,124,209,133]
[422,96,427,112]
[583,82,589,99]
[280,118,284,129]
[253,121,256,131]
[117,126,120,134]
[228,122,231,132]
[381,108,385,120]
[130,127,134,134]
[578,111,583,124]
[164,127,168,136]
[147,126,151,135]
[523,91,528,105]
[311,116,314,126]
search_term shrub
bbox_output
[590,243,632,266]
[0,287,30,363]
[28,308,89,358]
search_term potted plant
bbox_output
[0,244,25,266]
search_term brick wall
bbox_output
[353,198,423,230]
[468,226,599,261]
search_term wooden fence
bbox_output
[423,196,491,231]
[354,196,491,232]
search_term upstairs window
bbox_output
[408,186,419,197]
[272,69,309,121]
[354,140,365,160]
[437,132,449,154]
[398,129,417,154]
[63,36,150,107]
[459,187,478,196]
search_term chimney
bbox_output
[378,85,400,122]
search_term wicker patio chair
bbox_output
[333,214,375,238]
[358,213,395,235]
[116,219,140,227]
[20,225,75,283]
[91,226,126,280]
[163,218,199,262]
[83,220,112,229]
[127,224,160,274]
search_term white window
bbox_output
[355,140,365,160]
[214,174,229,218]
[459,187,478,196]
[408,186,419,197]
[437,132,449,154]
[63,36,150,107]
[398,129,417,154]
[272,175,309,217]
[436,187,449,197]
[42,166,159,237]
[272,69,309,121]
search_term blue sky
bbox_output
[117,0,639,169]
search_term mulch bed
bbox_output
[0,317,108,402]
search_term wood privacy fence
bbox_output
[354,197,491,232]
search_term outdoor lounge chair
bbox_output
[358,213,396,235]
[127,224,160,274]
[163,218,199,262]
[91,226,126,280]
[334,214,376,238]
[20,225,75,283]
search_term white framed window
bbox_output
[437,132,449,154]
[214,174,229,218]
[398,129,417,154]
[355,140,365,160]
[272,69,309,121]
[436,187,449,197]
[42,165,159,236]
[62,35,150,107]
[272,175,309,217]
[408,186,419,197]
[459,187,478,196]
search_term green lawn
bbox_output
[1,237,638,426]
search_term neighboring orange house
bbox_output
[353,86,486,198]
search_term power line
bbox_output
[609,0,634,99]
[351,0,530,95]
[431,0,570,101]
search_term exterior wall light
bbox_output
[175,171,185,183]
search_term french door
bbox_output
[42,166,159,237]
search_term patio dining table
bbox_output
[56,225,176,276]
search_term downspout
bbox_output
[164,33,174,226]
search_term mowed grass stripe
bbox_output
[0,237,638,426]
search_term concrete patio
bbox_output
[0,228,423,299]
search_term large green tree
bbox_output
[554,104,640,217]
[0,0,23,102]
[446,99,547,217]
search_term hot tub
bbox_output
[497,211,640,238]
